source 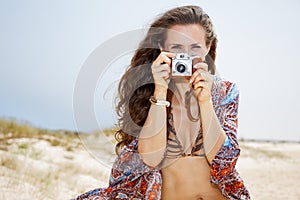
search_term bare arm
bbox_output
[137,52,174,167]
[138,89,168,167]
[199,100,226,164]
[190,62,226,164]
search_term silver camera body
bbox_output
[171,53,194,77]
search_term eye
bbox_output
[191,45,201,49]
[170,45,182,49]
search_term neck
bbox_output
[173,78,191,103]
[172,78,201,122]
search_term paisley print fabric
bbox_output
[73,80,251,200]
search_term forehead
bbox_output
[165,24,206,45]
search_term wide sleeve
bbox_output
[210,81,251,200]
[73,139,162,200]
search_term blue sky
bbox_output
[0,0,299,141]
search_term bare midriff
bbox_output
[161,156,228,200]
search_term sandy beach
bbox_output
[237,141,300,199]
[0,132,299,200]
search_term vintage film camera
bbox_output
[171,53,198,78]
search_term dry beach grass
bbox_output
[0,119,299,199]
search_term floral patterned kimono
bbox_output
[74,80,251,200]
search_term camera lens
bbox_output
[176,63,186,73]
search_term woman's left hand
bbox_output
[189,62,214,103]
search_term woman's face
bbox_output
[163,24,210,60]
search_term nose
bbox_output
[183,47,189,54]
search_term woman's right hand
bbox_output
[151,52,175,93]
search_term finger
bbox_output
[153,55,170,67]
[153,64,171,79]
[160,63,171,74]
[193,62,208,72]
[189,69,205,84]
[193,81,208,90]
[161,71,170,80]
[194,71,205,83]
[153,52,175,66]
[161,51,176,58]
[191,68,212,83]
[152,63,170,74]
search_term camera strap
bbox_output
[185,89,201,122]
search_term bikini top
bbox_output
[164,112,205,159]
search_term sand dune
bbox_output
[1,134,299,199]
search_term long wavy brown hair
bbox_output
[114,5,218,153]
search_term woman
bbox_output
[74,5,250,200]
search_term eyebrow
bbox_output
[167,43,202,46]
[191,43,201,46]
[167,43,183,47]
